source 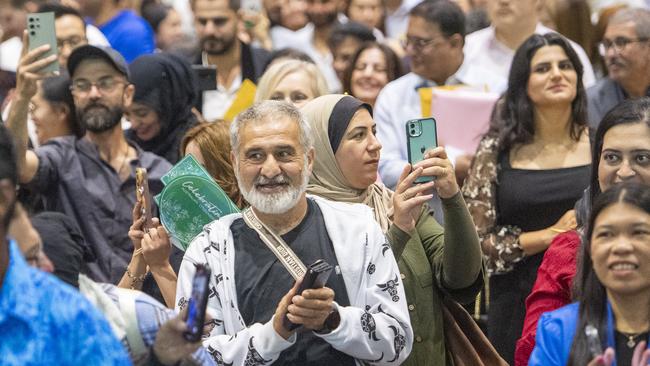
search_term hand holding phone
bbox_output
[135,168,153,230]
[283,260,333,331]
[27,12,59,74]
[406,118,438,184]
[192,65,217,92]
[184,264,211,342]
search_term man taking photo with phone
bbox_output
[175,100,413,365]
[5,38,171,286]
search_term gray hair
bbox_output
[609,8,650,39]
[230,100,314,157]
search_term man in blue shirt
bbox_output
[77,0,155,62]
[0,124,131,365]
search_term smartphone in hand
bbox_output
[135,167,153,230]
[27,12,59,73]
[192,65,217,92]
[283,260,333,331]
[184,264,211,342]
[406,118,438,183]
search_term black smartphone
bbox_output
[184,264,211,342]
[406,118,438,184]
[283,260,333,331]
[192,65,217,92]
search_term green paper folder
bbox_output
[157,154,239,251]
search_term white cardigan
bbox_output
[175,196,413,365]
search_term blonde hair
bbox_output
[180,121,245,208]
[254,59,329,103]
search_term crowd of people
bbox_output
[1,0,650,365]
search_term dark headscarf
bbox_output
[126,53,199,163]
[31,212,95,288]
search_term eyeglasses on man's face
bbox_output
[598,36,649,56]
[56,35,86,50]
[401,35,446,52]
[70,76,126,95]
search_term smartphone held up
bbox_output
[406,117,438,184]
[184,264,211,342]
[27,12,59,73]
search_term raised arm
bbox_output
[5,32,57,184]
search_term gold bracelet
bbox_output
[549,227,568,234]
[126,269,147,289]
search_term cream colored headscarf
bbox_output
[302,94,394,233]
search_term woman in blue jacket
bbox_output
[530,182,650,366]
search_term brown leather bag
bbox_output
[441,296,509,366]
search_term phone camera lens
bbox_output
[28,17,33,22]
[30,31,36,36]
[29,24,34,29]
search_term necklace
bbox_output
[619,331,646,348]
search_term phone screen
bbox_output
[184,264,211,342]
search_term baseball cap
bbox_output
[67,45,130,80]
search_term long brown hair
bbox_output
[180,121,245,208]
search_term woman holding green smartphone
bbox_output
[302,94,484,366]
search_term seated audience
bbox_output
[126,52,199,164]
[29,211,215,365]
[463,0,596,94]
[587,8,650,128]
[175,100,413,364]
[342,41,403,107]
[529,182,650,366]
[302,94,484,365]
[255,59,328,107]
[516,97,650,365]
[6,43,171,284]
[0,124,131,365]
[29,75,83,145]
[180,121,245,208]
[328,21,376,85]
[462,33,592,364]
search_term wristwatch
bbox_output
[315,310,341,334]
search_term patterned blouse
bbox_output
[462,135,525,274]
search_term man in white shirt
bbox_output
[375,0,496,222]
[463,0,596,94]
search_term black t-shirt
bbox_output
[232,199,355,365]
[615,331,649,366]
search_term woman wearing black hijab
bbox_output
[126,53,199,163]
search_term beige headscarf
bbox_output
[302,94,394,233]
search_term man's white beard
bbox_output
[236,161,310,215]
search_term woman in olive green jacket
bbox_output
[302,95,484,365]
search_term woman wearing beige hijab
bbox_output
[302,94,484,366]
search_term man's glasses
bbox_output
[598,36,648,55]
[70,77,126,95]
[401,35,445,51]
[57,35,86,49]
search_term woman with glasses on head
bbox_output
[342,41,404,108]
[529,182,650,366]
[462,32,592,364]
[516,97,650,366]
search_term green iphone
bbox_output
[27,12,59,74]
[406,117,438,183]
